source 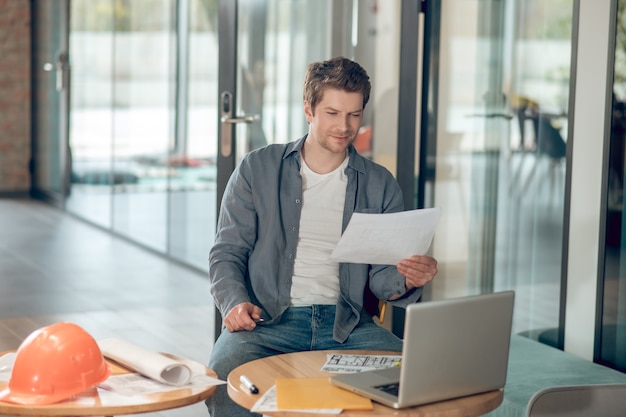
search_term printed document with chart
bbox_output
[330,207,442,265]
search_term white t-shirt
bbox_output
[290,155,349,305]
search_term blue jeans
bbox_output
[205,305,403,417]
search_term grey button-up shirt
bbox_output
[209,135,422,342]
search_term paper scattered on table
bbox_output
[331,207,442,265]
[249,355,402,413]
[0,352,16,382]
[251,385,341,414]
[321,353,402,373]
[98,338,194,385]
[99,372,225,396]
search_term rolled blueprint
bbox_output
[98,338,192,386]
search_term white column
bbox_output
[565,0,613,359]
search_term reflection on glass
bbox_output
[601,0,626,372]
[431,0,573,346]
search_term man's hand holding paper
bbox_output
[396,254,438,293]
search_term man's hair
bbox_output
[303,57,371,113]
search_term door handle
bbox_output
[220,91,260,157]
[221,114,261,124]
[43,52,70,92]
[55,52,70,92]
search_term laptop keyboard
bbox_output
[375,382,400,397]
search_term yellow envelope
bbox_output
[275,377,373,410]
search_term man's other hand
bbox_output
[224,302,263,332]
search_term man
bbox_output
[207,56,438,417]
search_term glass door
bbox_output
[217,0,333,198]
[217,0,408,212]
[32,0,71,204]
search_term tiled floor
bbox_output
[0,198,216,417]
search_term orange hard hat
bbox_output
[0,322,110,405]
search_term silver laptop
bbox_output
[330,291,515,409]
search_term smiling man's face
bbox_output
[304,88,364,156]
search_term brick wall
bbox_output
[0,1,30,193]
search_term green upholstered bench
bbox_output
[483,334,626,417]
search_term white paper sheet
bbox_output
[99,372,225,396]
[98,338,193,386]
[0,352,16,382]
[330,207,442,265]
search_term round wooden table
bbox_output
[0,351,218,417]
[228,350,503,417]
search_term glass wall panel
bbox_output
[601,0,626,371]
[502,0,572,344]
[430,0,573,344]
[168,0,219,270]
[68,0,217,269]
[67,0,114,227]
[110,0,175,252]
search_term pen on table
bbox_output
[240,374,259,394]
